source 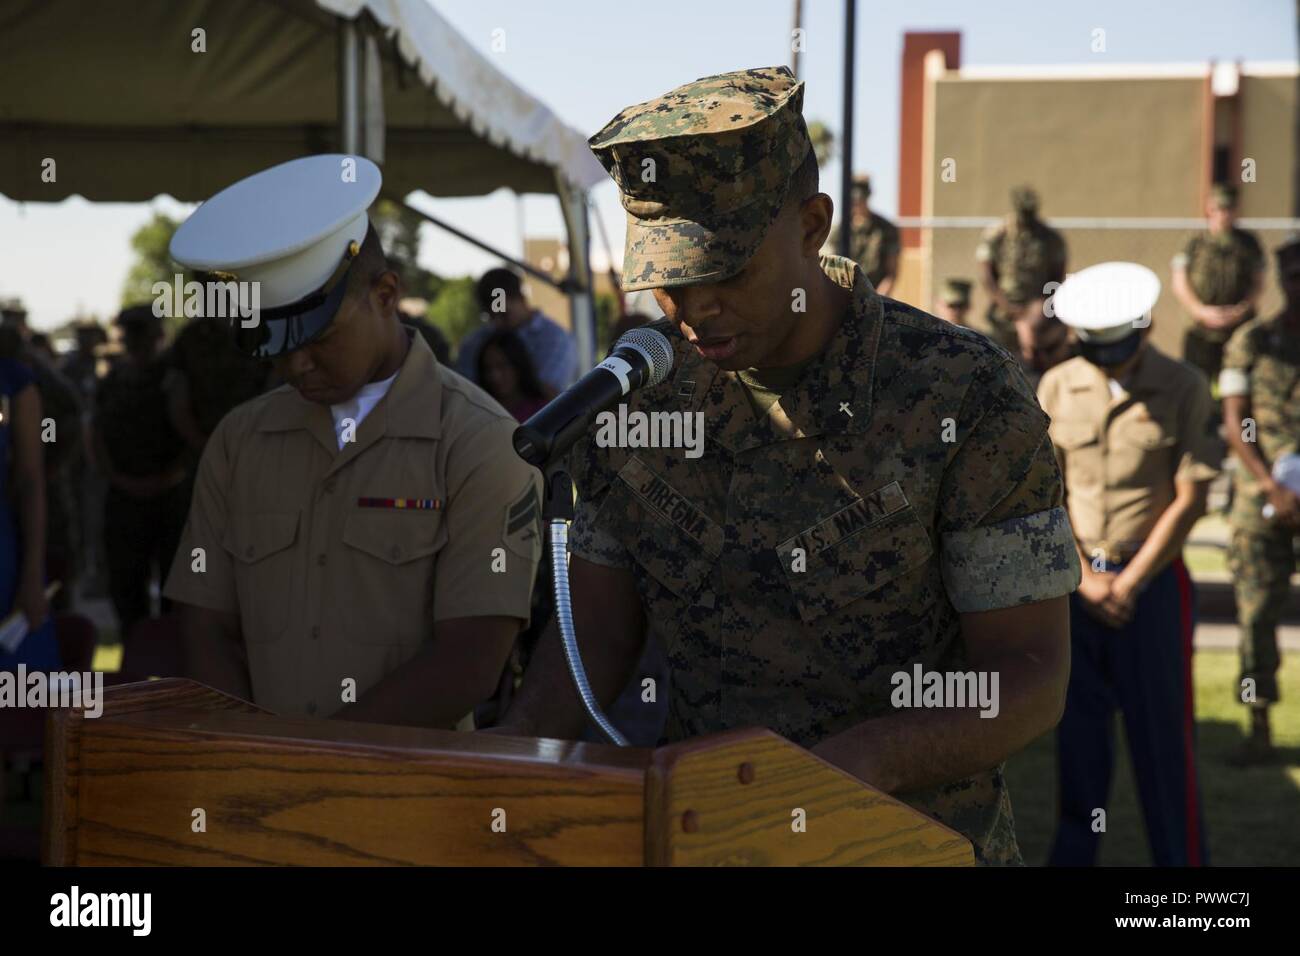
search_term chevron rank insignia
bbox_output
[503,480,542,561]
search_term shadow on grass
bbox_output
[1007,717,1300,866]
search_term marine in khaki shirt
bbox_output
[1039,345,1221,568]
[164,156,542,727]
[1039,262,1217,867]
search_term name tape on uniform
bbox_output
[778,480,910,558]
[617,456,724,557]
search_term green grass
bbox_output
[1006,649,1300,865]
[1182,543,1229,577]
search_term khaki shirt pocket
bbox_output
[224,511,300,643]
[340,510,447,644]
[1050,420,1100,451]
[1050,420,1101,487]
[1112,417,1177,486]
[776,505,935,625]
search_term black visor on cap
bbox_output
[1078,328,1143,369]
[231,249,358,359]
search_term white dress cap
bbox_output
[169,154,382,309]
[1052,262,1161,344]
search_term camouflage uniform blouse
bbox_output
[568,256,1081,864]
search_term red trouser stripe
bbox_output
[1173,558,1202,866]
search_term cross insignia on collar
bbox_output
[839,402,854,418]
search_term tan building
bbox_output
[895,33,1298,357]
[521,237,620,334]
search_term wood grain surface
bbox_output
[645,728,974,866]
[43,678,269,864]
[47,680,648,866]
[47,680,975,866]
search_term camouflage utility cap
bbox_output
[1011,186,1039,215]
[941,278,973,307]
[1211,183,1239,209]
[590,66,813,292]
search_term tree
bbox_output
[371,199,443,300]
[426,277,483,361]
[121,212,184,322]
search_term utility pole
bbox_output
[839,0,857,256]
[1294,0,1300,218]
[791,0,804,80]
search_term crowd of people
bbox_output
[0,111,1293,869]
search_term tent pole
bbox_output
[396,199,569,292]
[556,174,596,371]
[339,19,360,154]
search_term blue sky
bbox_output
[2,0,1295,329]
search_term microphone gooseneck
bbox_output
[513,327,675,747]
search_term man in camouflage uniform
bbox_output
[1173,183,1265,390]
[495,67,1080,865]
[848,174,899,295]
[934,277,972,327]
[1219,235,1300,765]
[975,187,1067,354]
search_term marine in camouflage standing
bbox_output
[1172,184,1265,390]
[975,186,1067,354]
[848,175,899,295]
[494,67,1080,865]
[1219,235,1300,765]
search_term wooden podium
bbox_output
[43,679,973,866]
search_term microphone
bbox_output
[513,326,675,467]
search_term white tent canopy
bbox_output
[0,0,602,362]
[0,0,605,201]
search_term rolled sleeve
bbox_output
[942,505,1079,613]
[1218,368,1250,397]
[974,228,998,264]
[939,360,1081,612]
[163,416,239,613]
[1219,322,1257,399]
